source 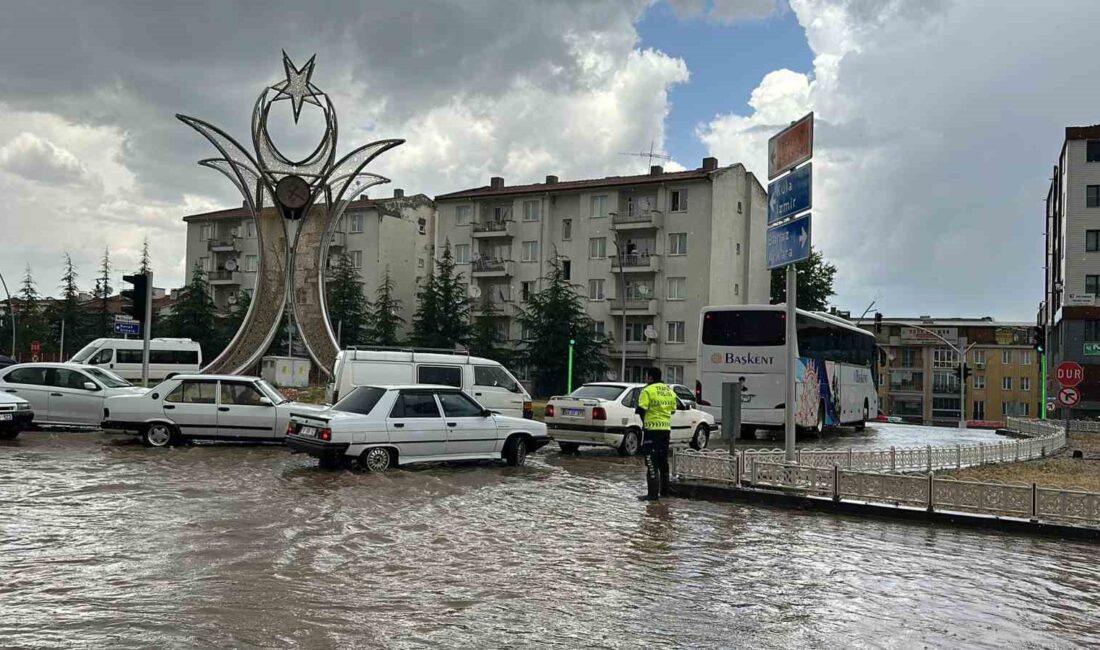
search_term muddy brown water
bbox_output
[2,425,1098,648]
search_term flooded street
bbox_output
[2,425,1098,648]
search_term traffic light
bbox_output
[874,312,883,334]
[1032,325,1045,352]
[121,273,149,324]
[953,364,972,381]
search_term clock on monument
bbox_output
[275,175,311,217]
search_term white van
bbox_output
[328,348,533,419]
[71,338,203,382]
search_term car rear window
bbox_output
[568,385,626,401]
[333,386,386,415]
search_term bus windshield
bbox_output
[71,343,100,363]
[702,310,785,347]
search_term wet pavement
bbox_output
[2,424,1098,648]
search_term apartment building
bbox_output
[1043,124,1100,414]
[434,157,769,386]
[863,317,1042,425]
[182,191,435,337]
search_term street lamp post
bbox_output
[0,269,14,356]
[882,320,974,429]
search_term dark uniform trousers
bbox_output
[642,429,671,498]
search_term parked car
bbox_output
[545,382,715,455]
[0,363,147,428]
[102,374,321,447]
[0,391,34,439]
[70,337,202,382]
[327,348,533,419]
[286,384,551,471]
[0,355,16,370]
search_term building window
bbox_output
[1086,320,1100,341]
[974,375,986,389]
[1002,376,1012,391]
[591,195,608,218]
[1021,377,1031,391]
[624,320,646,342]
[1020,350,1031,366]
[454,244,470,264]
[1001,402,1009,417]
[665,365,685,385]
[246,222,256,238]
[200,224,213,241]
[1089,140,1100,162]
[736,243,741,255]
[245,255,258,272]
[669,233,687,256]
[588,279,605,301]
[199,256,211,272]
[667,321,685,343]
[1088,275,1100,296]
[931,397,961,420]
[1089,230,1100,252]
[734,283,740,296]
[521,241,539,262]
[521,281,535,301]
[973,400,985,420]
[667,277,686,301]
[350,214,365,233]
[1020,402,1030,417]
[562,219,572,241]
[351,251,363,269]
[588,237,606,259]
[972,349,986,366]
[901,348,920,367]
[890,370,923,392]
[493,206,509,221]
[523,200,540,222]
[561,259,571,280]
[737,201,743,214]
[1001,349,1012,365]
[1088,185,1100,208]
[891,396,923,417]
[932,348,959,369]
[593,321,606,337]
[455,205,471,226]
[418,258,425,269]
[933,371,960,394]
[670,189,688,212]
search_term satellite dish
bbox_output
[227,293,238,305]
[637,285,650,297]
[469,285,482,299]
[224,259,239,272]
[643,325,659,341]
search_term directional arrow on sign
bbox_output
[798,226,808,248]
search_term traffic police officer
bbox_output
[635,366,679,501]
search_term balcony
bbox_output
[472,296,518,318]
[208,269,241,285]
[611,252,661,273]
[329,231,346,249]
[471,258,514,278]
[608,298,658,315]
[471,220,514,239]
[608,340,657,359]
[611,210,662,231]
[207,238,239,253]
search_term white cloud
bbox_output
[0,132,92,186]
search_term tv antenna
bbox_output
[619,140,673,169]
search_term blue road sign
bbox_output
[766,213,812,270]
[114,321,141,336]
[768,162,812,225]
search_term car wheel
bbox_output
[558,442,580,455]
[690,425,709,450]
[0,430,18,440]
[143,423,176,448]
[360,447,393,473]
[618,429,640,456]
[504,435,528,466]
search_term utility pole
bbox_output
[0,269,14,356]
[784,267,797,461]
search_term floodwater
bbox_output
[2,425,1098,649]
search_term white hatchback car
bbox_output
[545,382,715,455]
[102,374,321,447]
[286,385,551,471]
[0,363,146,428]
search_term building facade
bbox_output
[182,191,435,339]
[865,317,1042,425]
[1043,124,1100,414]
[434,158,769,386]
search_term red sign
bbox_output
[1056,361,1084,387]
[768,112,814,180]
[30,340,40,354]
[1058,386,1081,407]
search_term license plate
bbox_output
[563,408,584,417]
[299,426,316,437]
[0,414,10,421]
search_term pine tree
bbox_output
[47,253,87,357]
[161,263,220,358]
[96,246,112,338]
[411,243,470,349]
[138,237,152,275]
[516,257,607,397]
[369,269,404,346]
[15,266,46,356]
[325,252,371,347]
[469,292,508,363]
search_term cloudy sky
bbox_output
[0,0,1096,320]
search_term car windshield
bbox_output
[83,366,132,388]
[568,385,627,401]
[255,380,289,404]
[70,343,100,363]
[333,386,387,415]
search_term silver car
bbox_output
[0,391,34,439]
[0,363,146,428]
[102,374,321,447]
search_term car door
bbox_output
[438,390,498,456]
[217,381,278,440]
[162,379,218,438]
[46,368,105,426]
[471,365,525,417]
[386,390,447,460]
[0,366,51,421]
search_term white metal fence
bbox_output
[672,418,1100,527]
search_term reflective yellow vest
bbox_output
[638,382,677,431]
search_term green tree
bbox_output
[47,253,88,357]
[15,266,46,357]
[369,269,404,346]
[138,237,152,275]
[469,292,508,363]
[94,246,113,338]
[326,252,371,347]
[161,263,220,357]
[411,243,470,349]
[516,257,607,397]
[770,246,837,311]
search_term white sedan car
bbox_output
[102,374,321,447]
[285,384,551,471]
[0,391,34,439]
[0,362,146,428]
[545,382,715,455]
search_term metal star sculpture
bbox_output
[177,52,404,376]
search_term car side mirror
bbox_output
[83,382,100,391]
[677,400,688,411]
[258,396,273,406]
[482,409,493,418]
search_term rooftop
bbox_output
[863,317,1033,328]
[1066,124,1100,140]
[182,192,426,222]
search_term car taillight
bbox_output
[286,422,297,436]
[319,428,332,441]
[545,404,555,418]
[592,407,607,421]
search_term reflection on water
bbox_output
[1,426,1097,648]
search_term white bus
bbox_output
[695,305,878,435]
